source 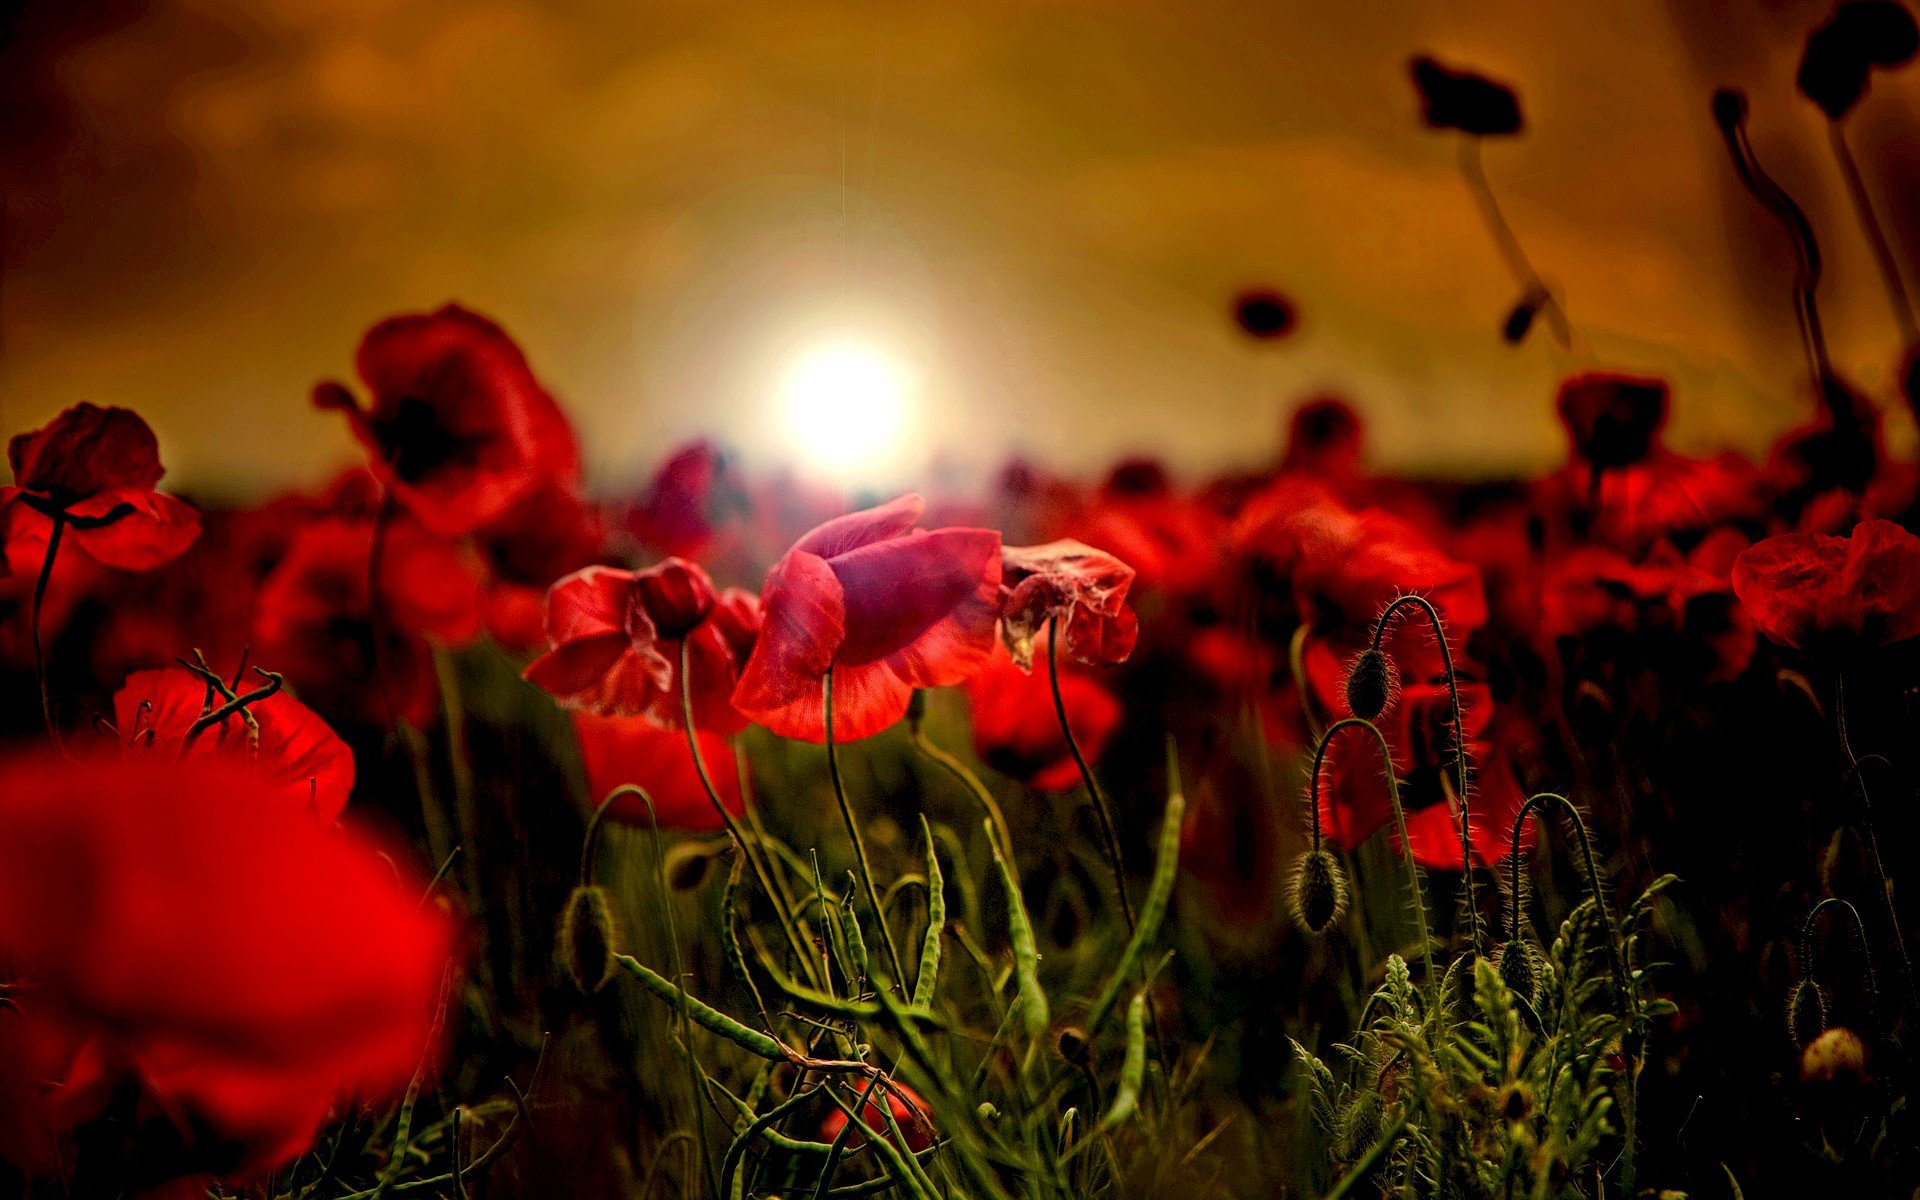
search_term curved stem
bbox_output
[1312,717,1434,998]
[1047,616,1136,932]
[1833,678,1913,989]
[30,512,65,749]
[905,718,1014,856]
[1370,594,1480,954]
[1458,136,1570,349]
[1802,896,1879,1029]
[676,638,819,988]
[822,667,909,985]
[1829,122,1918,345]
[1506,793,1630,1012]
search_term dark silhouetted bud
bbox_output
[1290,849,1348,934]
[560,883,620,994]
[1344,648,1397,720]
[1497,939,1538,1002]
[1055,1025,1091,1066]
[1233,290,1297,340]
[1788,979,1829,1048]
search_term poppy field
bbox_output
[10,9,1920,1200]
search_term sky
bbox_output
[6,0,1920,498]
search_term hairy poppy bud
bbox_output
[636,557,716,638]
[1800,1026,1868,1084]
[1343,648,1397,720]
[1497,939,1538,1003]
[1290,849,1348,934]
[1788,979,1829,1048]
[560,883,620,994]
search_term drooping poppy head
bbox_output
[963,638,1122,792]
[1731,519,1920,656]
[1281,396,1365,481]
[0,752,454,1189]
[1409,55,1524,136]
[732,494,1002,742]
[3,403,201,570]
[998,540,1139,672]
[314,305,579,538]
[523,559,759,732]
[1798,1,1919,120]
[1555,372,1669,470]
[570,711,745,831]
[109,666,357,819]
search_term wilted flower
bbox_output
[732,494,1001,741]
[998,539,1139,671]
[2,403,201,570]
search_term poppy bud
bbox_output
[1055,1024,1091,1066]
[907,688,929,728]
[665,843,716,891]
[1343,648,1397,720]
[636,558,716,638]
[1233,289,1296,340]
[1497,938,1538,1002]
[1290,848,1348,934]
[1501,295,1539,344]
[1800,1026,1868,1084]
[1787,979,1829,1048]
[560,883,620,994]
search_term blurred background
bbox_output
[6,0,1920,495]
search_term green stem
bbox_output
[30,512,65,748]
[1370,594,1480,955]
[1046,616,1136,932]
[1802,896,1879,1031]
[823,667,909,984]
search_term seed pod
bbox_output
[1290,848,1349,934]
[1787,979,1829,1048]
[1497,938,1538,1002]
[559,883,619,994]
[1343,648,1397,720]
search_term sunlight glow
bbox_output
[779,341,916,480]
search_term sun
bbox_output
[779,340,916,480]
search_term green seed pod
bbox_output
[1788,979,1828,1048]
[559,883,619,994]
[1496,938,1538,1002]
[1343,648,1397,720]
[1290,849,1349,935]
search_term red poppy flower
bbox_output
[570,712,743,830]
[732,494,1002,742]
[524,559,760,732]
[962,640,1121,792]
[314,305,579,537]
[998,540,1139,672]
[818,1083,935,1152]
[473,481,605,652]
[3,403,200,570]
[1280,396,1365,486]
[626,441,755,562]
[109,666,356,819]
[0,753,454,1190]
[252,518,482,728]
[1732,518,1920,655]
[1540,532,1756,683]
[1555,372,1669,470]
[1409,55,1523,136]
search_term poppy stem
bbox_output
[1457,136,1571,349]
[904,702,1014,856]
[1046,615,1137,933]
[1828,122,1919,346]
[30,511,66,751]
[1312,716,1435,1002]
[1833,678,1913,992]
[677,638,822,989]
[1369,594,1481,956]
[822,667,910,985]
[1802,896,1880,1033]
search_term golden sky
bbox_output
[6,0,1920,497]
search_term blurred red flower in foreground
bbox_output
[963,640,1121,792]
[314,305,579,537]
[1732,518,1920,655]
[525,559,760,732]
[999,539,1139,671]
[2,403,200,571]
[571,712,744,829]
[109,666,357,818]
[818,1082,935,1152]
[0,754,453,1193]
[733,494,1001,742]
